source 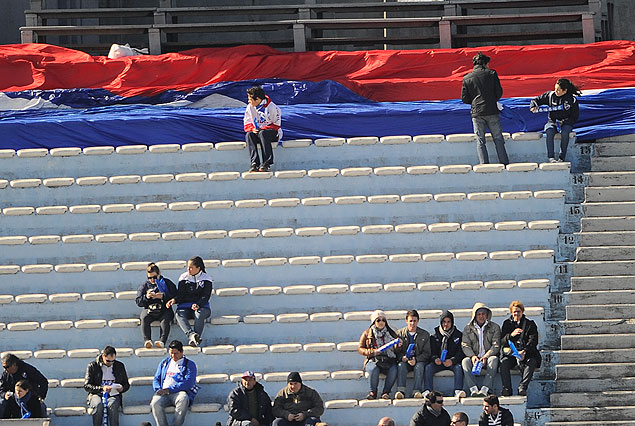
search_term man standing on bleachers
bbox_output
[151,340,198,426]
[226,370,274,426]
[272,372,324,426]
[394,309,431,399]
[84,346,130,426]
[461,303,501,397]
[461,52,509,166]
[0,353,48,418]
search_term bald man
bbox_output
[378,417,395,426]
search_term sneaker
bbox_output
[366,391,377,400]
[469,386,479,397]
[193,333,202,345]
[144,340,153,349]
[501,388,512,396]
[394,391,405,399]
[548,157,557,163]
[248,164,260,172]
[381,393,390,400]
[259,164,270,172]
[422,390,430,399]
[480,386,490,396]
[188,335,198,347]
[518,388,527,396]
[454,390,466,398]
[413,391,423,399]
[154,341,164,349]
[557,158,564,162]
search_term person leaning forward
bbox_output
[227,370,274,426]
[84,346,130,426]
[272,372,324,426]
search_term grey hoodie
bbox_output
[461,302,501,359]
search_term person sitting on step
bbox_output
[394,309,431,399]
[272,372,324,426]
[499,300,541,396]
[136,262,177,349]
[461,303,501,397]
[425,310,466,398]
[167,256,213,347]
[2,380,43,419]
[358,310,402,400]
[243,86,282,173]
[479,394,514,426]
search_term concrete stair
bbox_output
[546,134,635,426]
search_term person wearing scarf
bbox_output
[136,262,177,349]
[461,303,501,397]
[425,310,466,398]
[358,310,401,400]
[2,380,43,419]
[500,301,541,396]
[167,256,213,347]
[409,391,451,426]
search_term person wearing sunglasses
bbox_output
[358,310,401,400]
[0,354,48,419]
[450,412,468,426]
[135,262,176,349]
[84,346,130,426]
[409,390,451,426]
[136,262,177,349]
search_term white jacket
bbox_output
[243,95,282,140]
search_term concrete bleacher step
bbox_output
[561,333,635,349]
[583,201,635,217]
[556,362,635,380]
[591,156,635,172]
[551,390,635,407]
[593,141,635,157]
[558,348,635,364]
[575,246,635,261]
[586,171,635,186]
[580,216,635,232]
[573,260,635,276]
[562,319,635,335]
[546,406,635,422]
[547,422,635,426]
[578,231,635,246]
[567,289,635,304]
[555,377,635,393]
[565,304,635,320]
[571,275,635,291]
[584,185,635,202]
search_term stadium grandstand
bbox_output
[0,1,634,425]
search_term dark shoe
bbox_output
[518,388,527,396]
[381,393,390,400]
[366,391,376,400]
[259,164,270,172]
[501,388,512,396]
[193,333,202,345]
[248,164,259,172]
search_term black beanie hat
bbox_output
[287,371,302,383]
[439,310,454,327]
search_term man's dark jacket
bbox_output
[0,360,48,400]
[409,404,451,426]
[226,381,274,426]
[84,355,130,404]
[461,64,503,117]
[478,406,514,426]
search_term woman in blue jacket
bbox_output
[530,78,581,162]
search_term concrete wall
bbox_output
[610,0,635,41]
[0,0,29,44]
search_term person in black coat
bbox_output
[479,395,514,426]
[530,77,581,162]
[461,52,509,165]
[84,346,130,426]
[409,391,451,426]
[136,262,177,349]
[499,301,541,396]
[226,371,274,426]
[0,354,48,418]
[425,310,465,397]
[2,380,43,419]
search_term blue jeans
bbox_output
[462,356,499,392]
[367,361,398,395]
[545,122,573,161]
[175,306,211,339]
[424,361,464,392]
[88,394,120,426]
[397,360,425,395]
[472,114,509,165]
[151,391,190,426]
